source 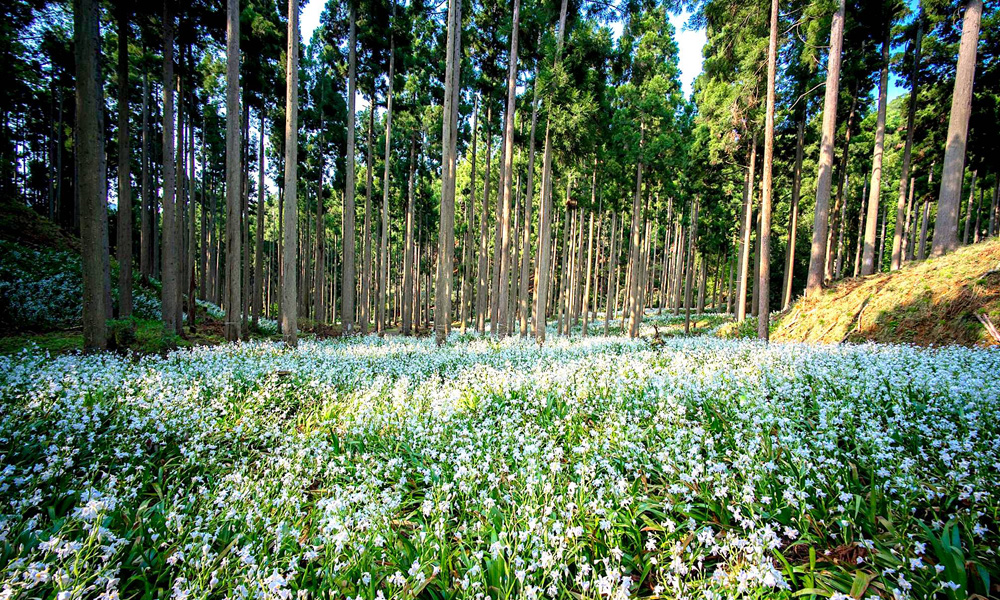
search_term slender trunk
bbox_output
[403,136,416,335]
[853,180,866,277]
[919,165,934,260]
[253,113,265,324]
[461,96,479,334]
[342,4,358,333]
[360,104,374,333]
[903,175,916,261]
[518,67,540,337]
[932,0,982,256]
[683,198,699,335]
[736,137,756,321]
[495,0,520,337]
[603,212,618,336]
[782,119,803,310]
[806,0,845,296]
[378,30,395,335]
[963,170,977,244]
[116,4,133,318]
[757,0,778,339]
[281,0,299,346]
[861,28,891,275]
[891,11,923,270]
[533,0,569,344]
[476,106,493,333]
[314,137,325,325]
[582,210,595,336]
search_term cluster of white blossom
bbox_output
[0,335,996,599]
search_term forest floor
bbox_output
[773,238,1000,347]
[1,333,998,599]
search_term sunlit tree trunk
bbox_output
[281,0,298,346]
[963,170,977,244]
[683,198,699,335]
[476,106,492,334]
[932,0,981,256]
[892,11,922,270]
[495,0,520,337]
[736,137,756,321]
[403,136,416,335]
[781,119,803,310]
[461,96,478,334]
[342,4,358,333]
[518,69,539,337]
[360,104,374,333]
[757,0,778,339]
[314,138,325,325]
[861,28,890,276]
[378,30,395,335]
[806,0,845,296]
[253,113,265,325]
[919,166,934,260]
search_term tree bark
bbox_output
[736,136,756,321]
[403,136,416,335]
[224,0,242,341]
[806,0,845,296]
[861,27,890,276]
[781,118,803,310]
[757,0,778,339]
[518,68,540,337]
[476,105,492,334]
[932,0,982,257]
[281,0,299,346]
[963,170,977,244]
[342,4,358,333]
[495,0,520,337]
[360,103,374,333]
[253,112,265,325]
[116,4,133,318]
[683,198,699,335]
[77,0,109,350]
[626,132,645,339]
[461,96,479,334]
[160,0,181,336]
[378,30,395,335]
[891,12,923,270]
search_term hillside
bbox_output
[773,238,1000,347]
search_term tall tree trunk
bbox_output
[518,67,539,337]
[736,137,756,321]
[160,0,180,336]
[861,27,890,276]
[932,0,982,257]
[495,0,520,337]
[476,106,493,334]
[626,130,645,339]
[533,0,569,345]
[342,4,358,333]
[224,0,242,341]
[281,0,299,346]
[403,136,416,335]
[314,138,325,325]
[77,0,109,350]
[853,180,866,277]
[378,29,395,335]
[582,210,595,335]
[963,170,977,244]
[200,120,208,301]
[757,0,778,339]
[603,212,618,336]
[683,198,699,334]
[436,0,462,345]
[461,96,479,334]
[253,113,265,325]
[806,0,845,296]
[919,166,934,260]
[116,4,133,318]
[781,118,803,310]
[903,175,916,260]
[189,94,198,331]
[360,103,374,333]
[891,11,923,270]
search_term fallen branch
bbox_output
[976,313,1000,343]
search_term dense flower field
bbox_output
[1,335,998,599]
